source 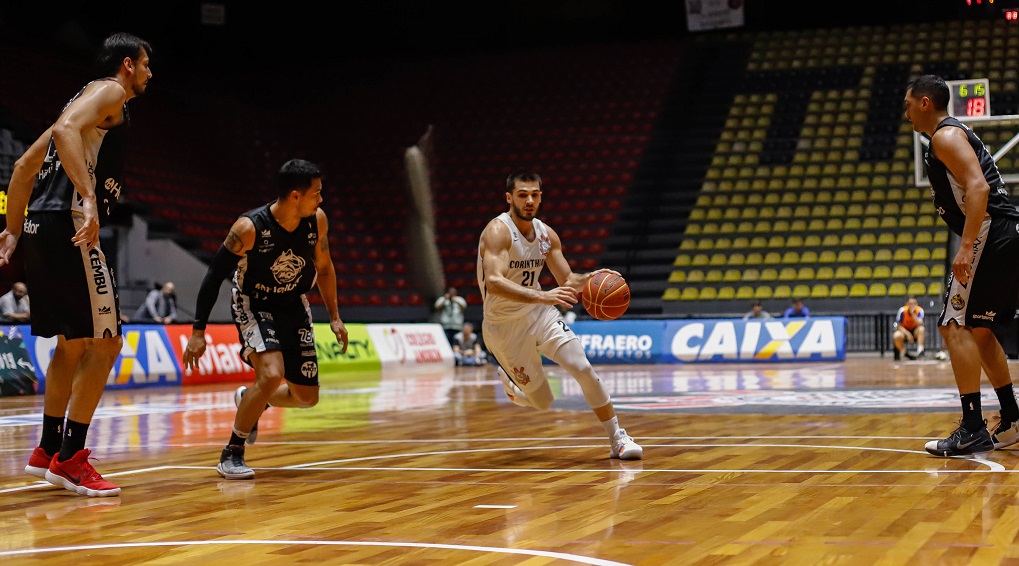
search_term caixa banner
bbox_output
[662,317,847,363]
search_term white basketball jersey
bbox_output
[477,212,552,323]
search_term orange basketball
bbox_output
[582,272,630,320]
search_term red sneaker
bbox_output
[44,449,121,497]
[25,447,53,478]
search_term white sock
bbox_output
[917,346,924,354]
[601,416,620,438]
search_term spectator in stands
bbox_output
[742,300,773,320]
[433,286,467,345]
[892,296,925,361]
[782,297,810,318]
[0,281,30,324]
[904,74,1019,457]
[183,159,348,481]
[133,281,177,324]
[452,321,487,366]
[0,33,152,497]
[479,170,642,460]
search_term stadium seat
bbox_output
[928,281,943,295]
[760,268,778,282]
[687,270,705,283]
[909,282,927,296]
[668,271,686,283]
[849,283,868,297]
[772,285,792,299]
[829,284,849,298]
[680,287,699,300]
[755,286,773,299]
[700,287,718,300]
[853,266,873,279]
[872,265,891,279]
[868,282,887,297]
[910,264,930,278]
[888,282,907,296]
[811,284,830,298]
[815,266,835,280]
[736,286,755,299]
[663,288,680,301]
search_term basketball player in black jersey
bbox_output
[182,159,348,479]
[0,33,152,497]
[904,74,1019,456]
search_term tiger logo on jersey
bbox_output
[271,249,306,284]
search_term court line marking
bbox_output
[0,540,632,565]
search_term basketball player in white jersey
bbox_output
[477,171,642,460]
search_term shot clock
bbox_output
[947,78,991,117]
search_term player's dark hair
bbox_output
[278,159,322,198]
[506,171,542,192]
[96,33,152,78]
[906,74,950,111]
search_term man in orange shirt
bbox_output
[892,296,925,360]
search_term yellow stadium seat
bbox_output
[680,287,699,300]
[822,234,840,247]
[853,266,873,279]
[760,268,778,282]
[913,248,931,261]
[792,284,811,298]
[859,233,877,246]
[796,266,816,280]
[873,265,891,279]
[910,264,930,278]
[895,232,914,245]
[893,249,911,261]
[700,287,718,300]
[880,217,898,229]
[841,233,859,246]
[778,267,797,281]
[819,250,837,263]
[680,239,697,251]
[755,286,773,299]
[746,252,764,265]
[888,282,907,296]
[686,224,702,235]
[786,234,804,248]
[742,268,761,281]
[845,218,862,230]
[868,282,887,297]
[837,250,856,262]
[768,235,786,248]
[915,231,933,244]
[932,247,946,260]
[856,249,874,262]
[736,286,755,299]
[931,264,945,278]
[891,265,910,279]
[663,288,681,301]
[899,217,916,228]
[862,217,880,229]
[849,283,868,297]
[834,266,853,279]
[908,282,927,296]
[875,249,893,262]
[829,284,849,298]
[723,269,742,282]
[674,254,692,267]
[669,271,686,283]
[811,283,830,298]
[827,218,844,230]
[773,285,792,299]
[781,251,799,264]
[717,287,736,300]
[928,281,943,296]
[687,270,705,283]
[804,235,821,247]
[764,252,782,264]
[706,269,724,282]
[816,266,835,280]
[934,231,948,243]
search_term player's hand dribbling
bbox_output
[183,331,208,371]
[541,286,580,309]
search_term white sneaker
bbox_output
[234,386,259,445]
[992,418,1019,449]
[610,428,643,460]
[497,367,531,407]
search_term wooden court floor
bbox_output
[4,354,1019,565]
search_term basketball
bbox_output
[582,272,630,320]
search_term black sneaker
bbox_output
[217,444,254,479]
[925,422,994,457]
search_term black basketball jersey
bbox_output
[235,203,319,303]
[28,78,129,222]
[924,117,1019,239]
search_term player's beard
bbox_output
[511,202,537,221]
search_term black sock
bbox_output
[960,392,984,431]
[229,431,248,447]
[39,414,64,455]
[995,383,1019,423]
[58,419,90,462]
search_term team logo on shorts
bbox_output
[301,361,318,378]
[951,294,966,310]
[512,366,531,386]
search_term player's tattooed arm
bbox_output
[224,230,244,254]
